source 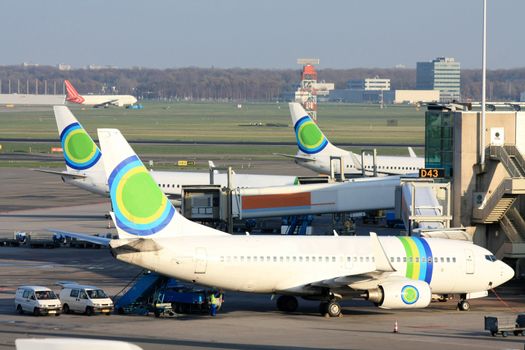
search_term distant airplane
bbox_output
[278,103,425,176]
[64,80,138,108]
[51,127,514,317]
[34,106,298,198]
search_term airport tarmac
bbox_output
[1,167,525,349]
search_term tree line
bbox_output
[0,65,523,101]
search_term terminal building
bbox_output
[426,104,525,272]
[417,57,461,102]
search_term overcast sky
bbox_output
[1,0,522,69]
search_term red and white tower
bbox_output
[295,58,320,121]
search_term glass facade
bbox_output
[425,110,454,177]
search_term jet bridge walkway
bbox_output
[398,180,452,236]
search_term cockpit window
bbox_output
[485,255,497,262]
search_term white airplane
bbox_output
[65,80,138,108]
[35,106,298,198]
[52,127,514,317]
[279,103,425,176]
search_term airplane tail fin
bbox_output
[408,147,417,158]
[98,128,227,239]
[64,80,85,104]
[288,102,347,157]
[53,106,103,173]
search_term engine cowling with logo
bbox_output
[365,280,431,309]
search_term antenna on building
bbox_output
[296,58,320,122]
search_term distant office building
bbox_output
[58,64,72,71]
[348,77,390,91]
[416,57,460,102]
[521,91,525,102]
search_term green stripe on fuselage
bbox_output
[398,237,414,279]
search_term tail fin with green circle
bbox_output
[97,128,227,239]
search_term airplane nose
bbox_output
[499,261,515,285]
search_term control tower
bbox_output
[295,58,319,121]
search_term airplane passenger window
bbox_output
[452,257,456,263]
[403,257,406,262]
[365,257,369,262]
[434,257,438,263]
[440,257,444,263]
[240,256,244,262]
[273,257,277,262]
[408,257,413,263]
[325,257,330,263]
[347,257,351,262]
[353,257,357,262]
[446,257,450,263]
[415,257,419,263]
[299,257,303,262]
[246,257,251,262]
[312,257,316,262]
[293,257,296,262]
[390,257,394,263]
[220,256,224,262]
[359,257,363,262]
[286,257,290,262]
[253,257,257,262]
[332,257,336,262]
[428,257,432,263]
[267,256,271,261]
[305,257,309,262]
[279,257,283,262]
[396,257,401,262]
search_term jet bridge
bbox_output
[232,176,402,219]
[398,180,452,235]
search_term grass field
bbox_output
[0,102,425,166]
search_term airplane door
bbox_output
[194,248,207,274]
[465,249,474,274]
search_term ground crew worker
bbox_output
[209,290,219,316]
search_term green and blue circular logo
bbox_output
[60,123,101,170]
[401,285,419,305]
[294,116,328,154]
[109,155,174,236]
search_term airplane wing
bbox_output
[273,153,316,162]
[93,99,119,108]
[33,169,87,179]
[48,229,110,246]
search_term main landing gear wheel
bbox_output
[319,301,342,317]
[276,295,298,313]
[457,300,470,311]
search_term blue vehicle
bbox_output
[153,281,208,316]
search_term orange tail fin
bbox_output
[64,80,85,104]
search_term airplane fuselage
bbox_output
[64,170,297,197]
[297,153,425,176]
[75,95,138,107]
[113,235,512,299]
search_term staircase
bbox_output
[481,146,525,259]
[472,179,524,223]
[489,145,525,178]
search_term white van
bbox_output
[59,284,114,315]
[15,286,61,316]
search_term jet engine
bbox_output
[364,280,431,309]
